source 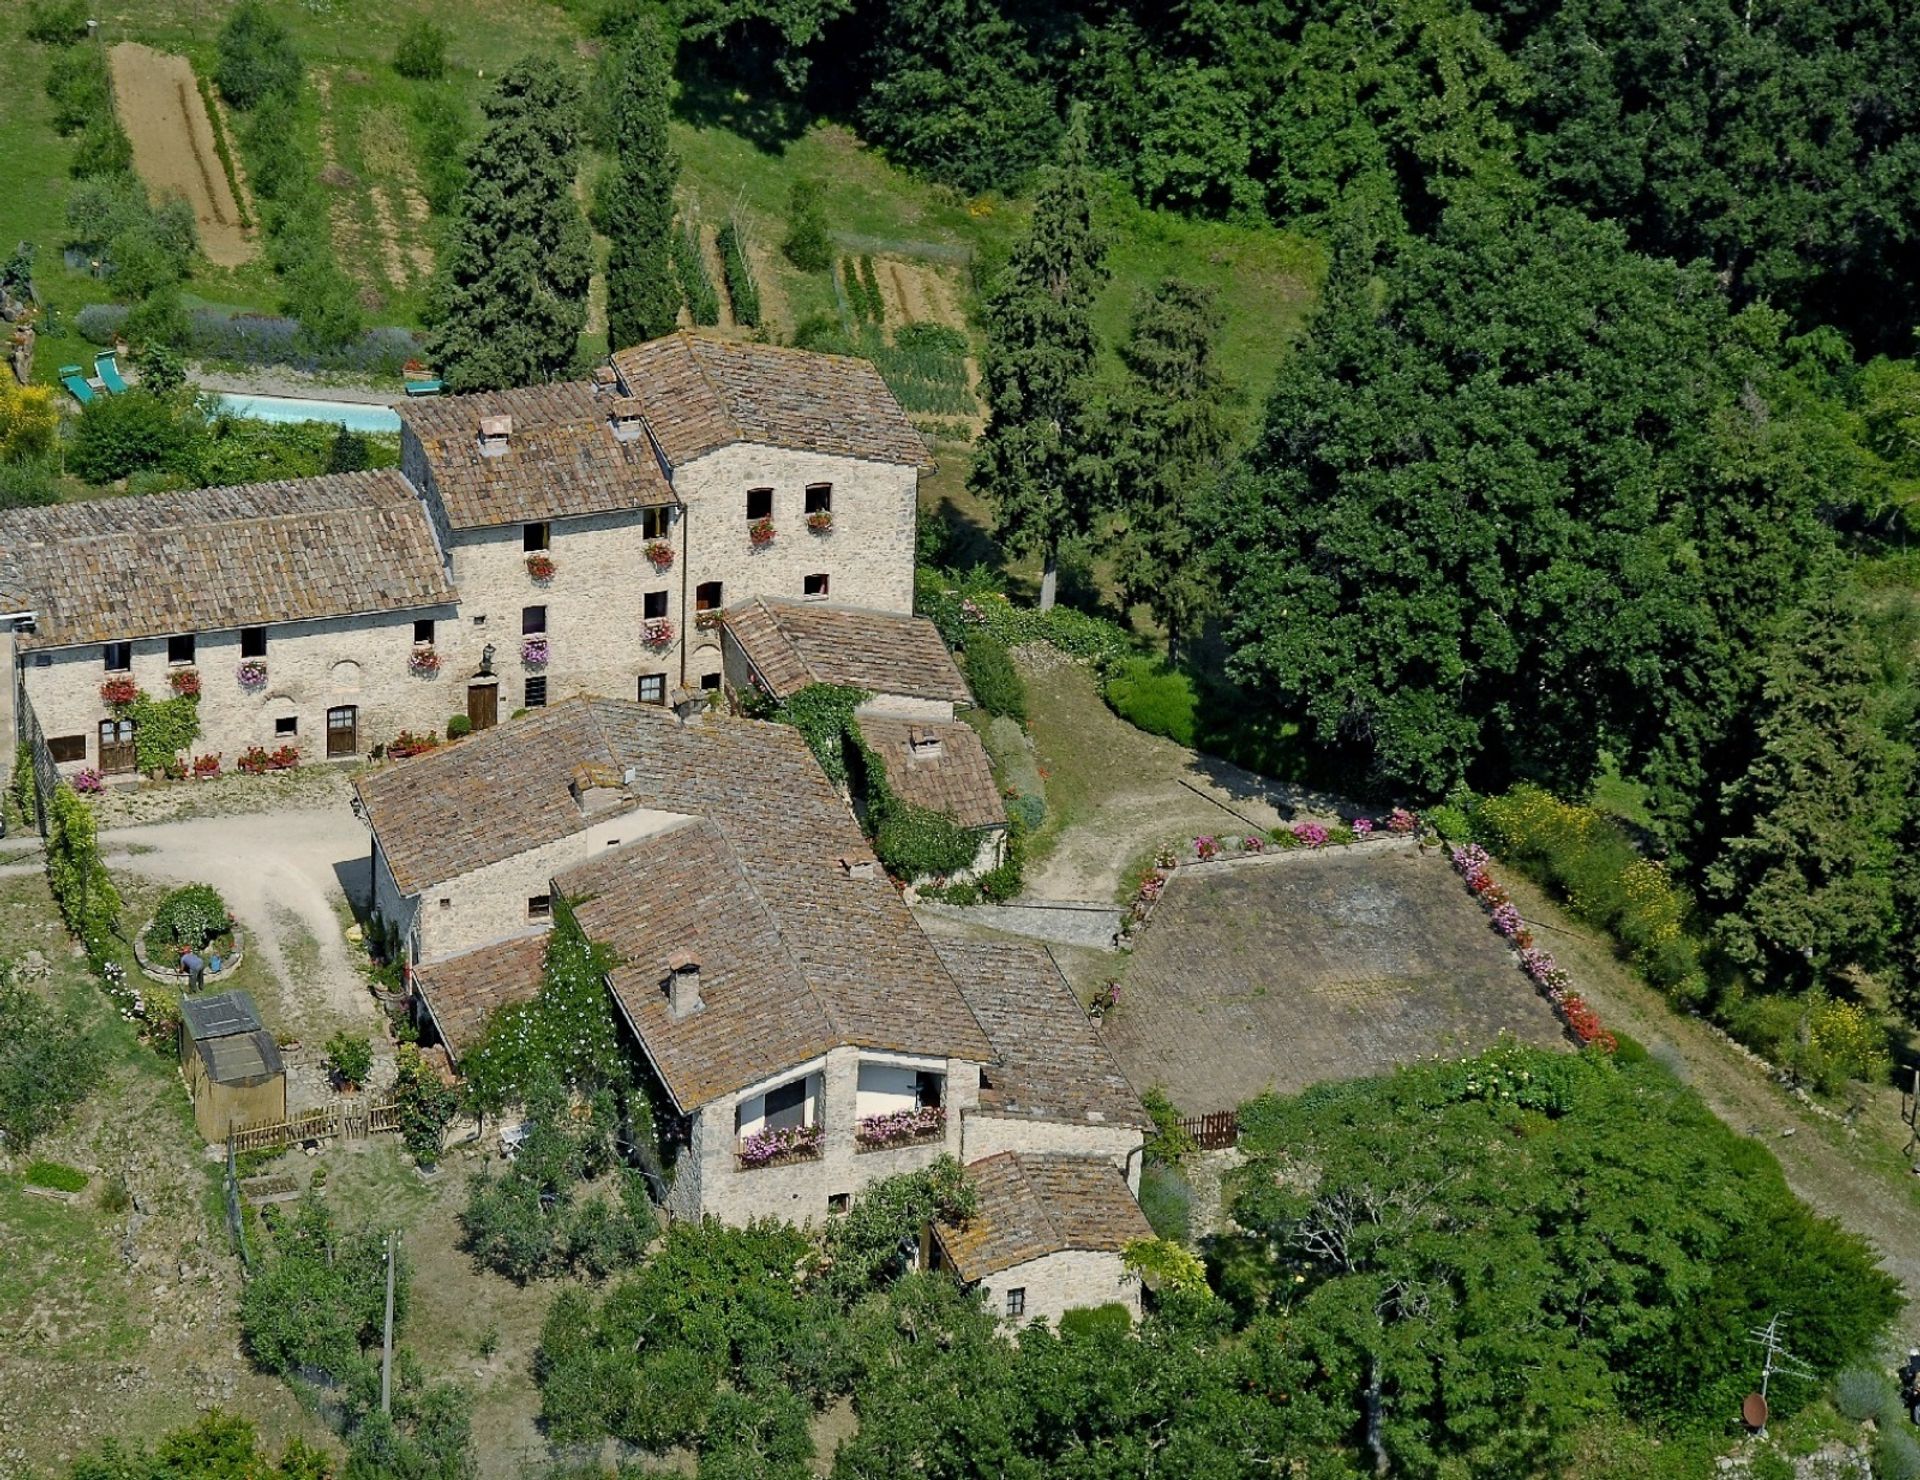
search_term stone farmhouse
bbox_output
[0,331,930,779]
[354,696,1149,1320]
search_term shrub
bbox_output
[1138,1161,1193,1244]
[392,1044,456,1164]
[716,217,759,328]
[1834,1366,1899,1423]
[1141,1085,1195,1164]
[324,1031,374,1090]
[45,42,110,135]
[874,803,976,879]
[25,0,91,44]
[1103,657,1197,745]
[68,390,199,484]
[781,180,832,272]
[1426,802,1474,842]
[446,714,472,739]
[74,302,130,345]
[150,883,232,953]
[1007,792,1045,832]
[671,217,719,325]
[392,19,448,80]
[859,254,885,325]
[1881,1430,1920,1480]
[0,976,101,1151]
[216,0,303,110]
[46,783,121,967]
[24,1160,88,1193]
[962,634,1025,722]
[71,113,134,180]
[409,86,469,216]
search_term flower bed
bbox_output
[807,510,833,533]
[100,676,138,706]
[408,646,442,676]
[1451,844,1616,1052]
[855,1104,945,1151]
[737,1122,824,1169]
[749,517,776,547]
[642,618,676,648]
[645,539,674,569]
[525,552,556,582]
[168,668,202,697]
[521,636,550,667]
[237,744,299,774]
[388,729,440,760]
[236,658,268,689]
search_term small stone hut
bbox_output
[179,990,285,1142]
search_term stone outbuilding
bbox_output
[721,596,973,721]
[933,1151,1153,1326]
[179,990,286,1142]
[859,715,1008,875]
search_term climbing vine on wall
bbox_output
[122,690,202,775]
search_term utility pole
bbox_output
[381,1231,398,1414]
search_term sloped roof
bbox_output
[182,989,264,1041]
[559,820,838,1109]
[0,471,457,649]
[411,933,548,1059]
[860,717,1006,831]
[196,1029,284,1088]
[400,381,677,530]
[934,941,1150,1131]
[611,331,931,469]
[724,597,971,703]
[934,1153,1151,1282]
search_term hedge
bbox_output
[673,219,720,326]
[961,634,1026,722]
[47,784,122,968]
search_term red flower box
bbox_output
[100,676,138,706]
[645,540,674,569]
[526,552,556,582]
[749,517,776,547]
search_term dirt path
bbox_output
[107,44,255,267]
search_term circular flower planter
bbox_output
[133,918,245,987]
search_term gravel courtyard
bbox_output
[1103,842,1571,1113]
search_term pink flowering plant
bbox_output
[236,658,268,689]
[855,1104,946,1147]
[642,618,676,648]
[1386,807,1419,835]
[1291,821,1330,848]
[521,636,550,667]
[1353,817,1374,838]
[71,768,105,795]
[1243,834,1266,853]
[1193,835,1219,862]
[738,1122,824,1167]
[408,646,442,675]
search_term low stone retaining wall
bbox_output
[133,918,245,987]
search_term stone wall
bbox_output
[977,1249,1141,1328]
[959,1115,1144,1193]
[21,605,459,779]
[667,1046,983,1226]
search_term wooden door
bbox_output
[467,682,498,732]
[98,717,136,774]
[326,705,358,758]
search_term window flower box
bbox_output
[168,668,202,698]
[388,730,440,760]
[71,768,105,795]
[192,753,221,779]
[645,539,674,569]
[521,636,550,667]
[642,618,676,648]
[807,510,833,534]
[748,517,776,547]
[854,1104,945,1151]
[100,676,138,707]
[737,1122,823,1169]
[238,744,299,775]
[236,658,268,690]
[408,646,442,676]
[694,609,723,631]
[525,552,556,582]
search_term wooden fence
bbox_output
[1176,1111,1240,1150]
[229,1095,401,1154]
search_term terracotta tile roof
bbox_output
[610,331,931,469]
[559,820,838,1109]
[934,941,1150,1131]
[411,933,548,1059]
[725,597,971,703]
[401,381,677,530]
[859,717,1006,830]
[934,1153,1151,1282]
[0,471,456,649]
[357,696,994,1092]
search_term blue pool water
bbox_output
[214,392,403,434]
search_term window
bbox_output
[828,1193,850,1214]
[805,483,832,514]
[439,897,451,912]
[643,590,668,620]
[762,1077,806,1130]
[803,573,829,598]
[102,641,131,673]
[521,605,546,635]
[240,626,267,659]
[167,634,194,665]
[700,672,721,691]
[746,487,773,521]
[1006,1288,1026,1319]
[525,675,547,708]
[695,581,723,611]
[638,674,666,705]
[528,894,552,921]
[414,618,435,645]
[642,506,670,540]
[523,521,550,552]
[48,734,86,763]
[275,716,298,737]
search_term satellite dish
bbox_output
[1742,1392,1769,1429]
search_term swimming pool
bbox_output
[213,392,403,434]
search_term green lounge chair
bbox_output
[94,351,128,394]
[58,365,94,405]
[404,378,443,397]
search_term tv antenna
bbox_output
[1747,1311,1816,1428]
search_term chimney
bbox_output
[838,853,878,881]
[907,725,943,759]
[666,951,702,1018]
[568,763,626,816]
[591,365,619,396]
[477,414,512,457]
[608,396,646,442]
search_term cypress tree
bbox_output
[603,17,681,349]
[1890,734,1920,1027]
[425,58,592,392]
[969,113,1108,611]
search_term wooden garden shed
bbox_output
[179,990,285,1142]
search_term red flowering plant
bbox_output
[168,668,202,698]
[748,517,776,547]
[100,676,138,707]
[267,744,299,770]
[807,510,833,533]
[388,730,441,760]
[192,753,221,778]
[237,745,271,775]
[408,646,442,676]
[525,552,556,582]
[645,540,674,569]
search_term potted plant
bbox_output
[237,745,271,775]
[521,636,550,667]
[525,552,556,582]
[642,617,676,648]
[645,539,674,569]
[324,1030,374,1093]
[388,730,440,760]
[268,744,300,770]
[408,646,442,676]
[100,676,138,706]
[807,510,833,534]
[192,753,221,779]
[236,658,268,689]
[70,768,105,795]
[167,668,201,697]
[749,516,776,547]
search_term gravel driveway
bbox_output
[101,806,376,1038]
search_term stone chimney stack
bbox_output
[666,950,702,1019]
